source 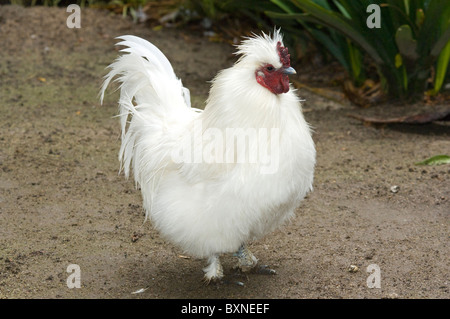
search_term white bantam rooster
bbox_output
[100,29,316,283]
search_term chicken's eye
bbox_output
[266,65,275,72]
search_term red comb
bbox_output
[276,41,291,68]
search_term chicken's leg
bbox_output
[234,244,276,275]
[203,254,223,284]
[234,244,258,272]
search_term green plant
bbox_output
[182,0,279,29]
[268,0,366,86]
[266,0,450,102]
[416,154,450,165]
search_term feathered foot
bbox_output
[202,255,224,285]
[234,244,258,272]
[234,244,276,275]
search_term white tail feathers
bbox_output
[100,35,195,186]
[117,35,176,79]
[100,35,190,108]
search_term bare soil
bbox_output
[0,5,448,299]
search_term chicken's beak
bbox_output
[282,67,296,75]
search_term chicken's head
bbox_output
[235,30,296,95]
[255,42,296,95]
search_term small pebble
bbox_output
[348,265,359,273]
[390,185,400,193]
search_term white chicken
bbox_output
[100,29,316,283]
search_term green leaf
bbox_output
[290,0,383,64]
[332,0,351,19]
[416,0,450,57]
[395,24,419,60]
[264,10,309,20]
[404,0,410,16]
[347,39,364,84]
[395,53,403,68]
[415,155,450,166]
[415,8,424,28]
[430,27,450,58]
[270,0,295,14]
[431,39,450,94]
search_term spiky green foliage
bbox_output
[266,0,450,101]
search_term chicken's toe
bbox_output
[254,264,276,275]
[234,245,276,275]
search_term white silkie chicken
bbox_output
[100,29,316,283]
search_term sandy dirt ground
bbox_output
[0,5,448,299]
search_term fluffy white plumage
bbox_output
[101,30,316,282]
